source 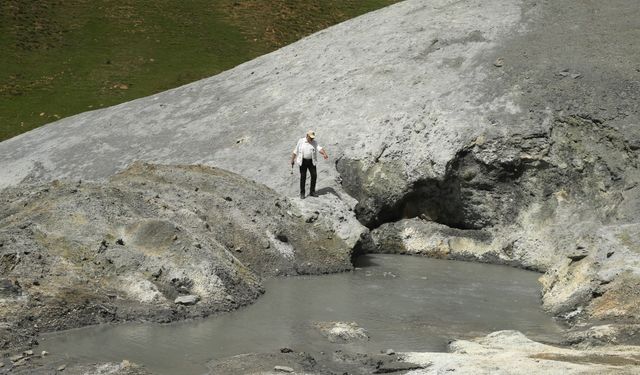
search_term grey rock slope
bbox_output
[0,0,554,194]
[1,0,640,354]
[0,163,351,352]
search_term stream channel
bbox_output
[37,254,564,374]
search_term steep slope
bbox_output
[0,0,527,192]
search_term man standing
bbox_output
[291,130,329,199]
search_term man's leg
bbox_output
[299,161,308,198]
[309,164,317,196]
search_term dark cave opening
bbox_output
[355,150,533,231]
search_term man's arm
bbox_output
[291,139,301,166]
[319,147,329,160]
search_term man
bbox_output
[291,130,329,199]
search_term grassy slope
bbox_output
[0,0,399,141]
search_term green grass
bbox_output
[0,0,400,141]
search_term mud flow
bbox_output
[37,254,562,375]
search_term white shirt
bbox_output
[293,137,323,166]
[301,142,315,159]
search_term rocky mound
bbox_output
[0,163,351,352]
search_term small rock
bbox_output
[568,254,587,262]
[9,354,24,362]
[151,268,162,278]
[493,57,504,67]
[274,365,295,373]
[374,361,426,373]
[305,211,319,223]
[385,349,395,355]
[13,358,29,367]
[0,279,22,297]
[419,213,433,221]
[174,295,200,305]
[115,238,125,246]
[567,245,589,261]
[98,240,108,253]
[0,362,4,367]
[262,239,271,249]
[276,233,289,243]
[571,158,585,172]
[280,347,294,353]
[23,350,33,356]
[41,350,49,357]
[57,364,66,371]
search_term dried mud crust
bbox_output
[9,360,152,375]
[207,349,426,375]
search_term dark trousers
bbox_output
[299,158,317,195]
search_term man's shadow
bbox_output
[314,187,341,198]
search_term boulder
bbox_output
[274,365,295,373]
[174,295,200,306]
[313,321,369,343]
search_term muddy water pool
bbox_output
[37,254,564,374]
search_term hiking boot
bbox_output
[300,192,305,199]
[309,192,317,197]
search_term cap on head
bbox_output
[306,130,316,139]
